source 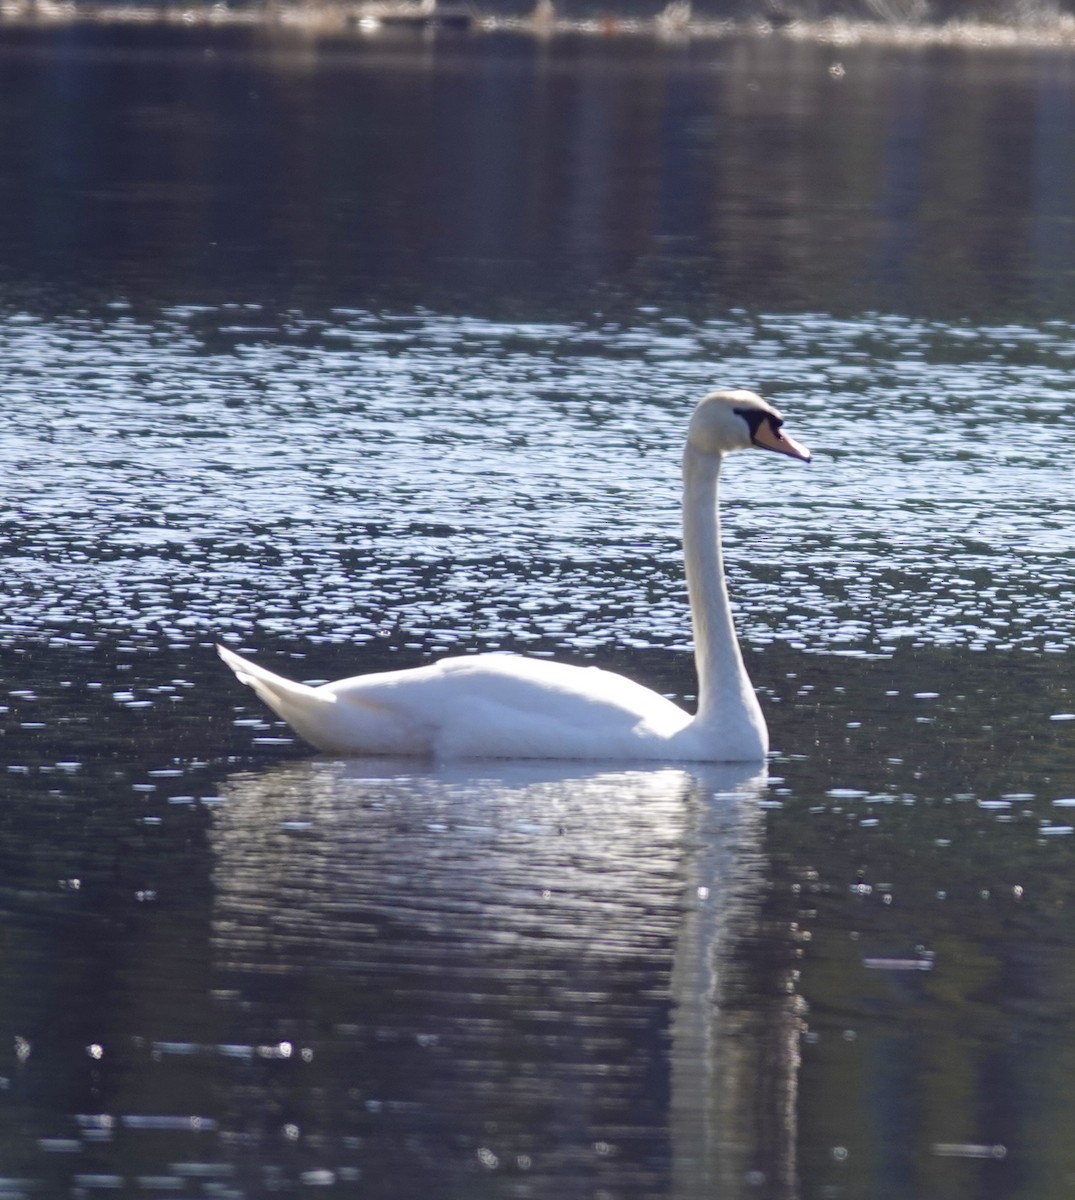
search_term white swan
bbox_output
[218,389,810,761]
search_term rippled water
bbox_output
[4,306,1074,663]
[2,25,1075,1200]
[5,304,1075,1200]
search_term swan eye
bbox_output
[734,407,779,443]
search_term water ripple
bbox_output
[2,306,1072,664]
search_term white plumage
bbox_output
[219,389,810,761]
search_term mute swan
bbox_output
[218,389,810,761]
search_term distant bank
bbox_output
[3,0,1075,45]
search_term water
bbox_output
[1,23,1075,1200]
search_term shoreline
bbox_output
[3,0,1075,46]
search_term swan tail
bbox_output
[217,644,321,700]
[217,644,339,736]
[218,644,432,755]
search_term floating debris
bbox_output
[932,1142,1007,1159]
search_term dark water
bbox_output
[5,25,1075,322]
[2,23,1075,1200]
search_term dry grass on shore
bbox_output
[4,0,1075,48]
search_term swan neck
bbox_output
[681,444,755,727]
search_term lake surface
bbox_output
[2,22,1075,1200]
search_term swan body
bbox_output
[219,389,810,761]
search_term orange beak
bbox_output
[753,419,811,462]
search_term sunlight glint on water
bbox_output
[2,307,1073,666]
[2,30,1075,1200]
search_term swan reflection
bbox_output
[209,759,798,1197]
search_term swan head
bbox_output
[688,389,811,462]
